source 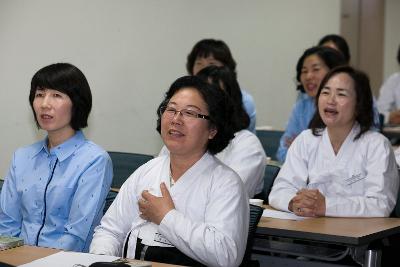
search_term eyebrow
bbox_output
[322,86,350,92]
[303,63,322,69]
[167,102,202,111]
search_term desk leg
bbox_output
[363,250,381,267]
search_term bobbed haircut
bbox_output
[186,39,237,77]
[296,46,346,93]
[29,63,92,130]
[156,76,235,155]
[318,34,351,63]
[309,65,373,140]
[196,65,249,132]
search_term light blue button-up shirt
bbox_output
[0,131,113,252]
[242,89,256,133]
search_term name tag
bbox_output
[154,232,173,246]
[345,173,365,185]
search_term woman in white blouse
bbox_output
[90,76,249,266]
[377,44,400,125]
[269,66,399,217]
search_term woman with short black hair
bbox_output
[0,63,113,252]
[90,76,249,266]
[186,38,257,133]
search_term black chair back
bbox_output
[255,129,284,161]
[240,204,263,267]
[254,164,280,204]
[391,169,400,217]
[108,151,153,189]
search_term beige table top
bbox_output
[0,245,181,266]
[258,206,400,245]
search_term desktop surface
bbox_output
[258,212,400,245]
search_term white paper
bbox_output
[19,251,119,267]
[262,209,310,221]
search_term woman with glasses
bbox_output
[90,76,249,266]
[159,65,265,198]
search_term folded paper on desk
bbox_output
[0,235,24,250]
[262,209,309,221]
[19,251,119,267]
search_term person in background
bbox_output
[318,34,351,64]
[90,76,249,267]
[269,66,399,217]
[276,46,346,163]
[159,65,266,197]
[377,44,400,125]
[0,63,113,252]
[186,38,257,133]
[319,34,383,129]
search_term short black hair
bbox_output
[186,39,237,77]
[318,34,351,63]
[29,63,92,130]
[196,65,249,132]
[156,76,235,154]
[296,46,347,93]
[309,65,373,140]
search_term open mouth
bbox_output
[40,114,53,120]
[168,129,184,137]
[324,108,338,116]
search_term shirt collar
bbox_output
[31,131,86,161]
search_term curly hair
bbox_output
[156,76,235,154]
[196,65,249,132]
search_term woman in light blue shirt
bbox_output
[276,46,346,163]
[0,63,113,252]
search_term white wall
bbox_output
[0,0,341,176]
[383,0,400,80]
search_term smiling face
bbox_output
[160,88,217,159]
[318,73,357,131]
[192,55,224,75]
[33,88,75,144]
[300,54,330,97]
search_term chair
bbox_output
[391,171,400,218]
[255,130,284,161]
[103,190,118,214]
[108,151,153,189]
[240,204,264,267]
[254,164,281,204]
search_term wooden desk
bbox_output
[257,216,400,246]
[256,208,400,266]
[0,245,181,266]
[0,246,59,265]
